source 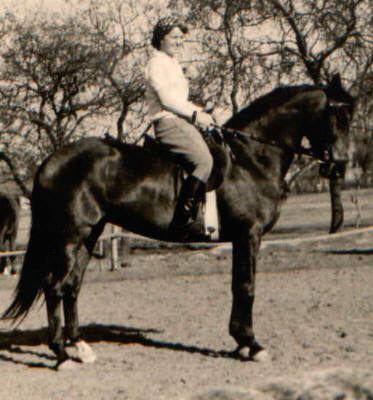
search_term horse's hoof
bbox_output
[75,340,97,363]
[237,345,270,362]
[56,359,80,371]
[237,346,251,360]
[251,348,270,362]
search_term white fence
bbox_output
[3,224,373,272]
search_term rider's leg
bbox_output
[168,174,207,239]
[154,116,213,240]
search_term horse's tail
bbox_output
[1,221,45,323]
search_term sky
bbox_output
[0,0,86,17]
[0,0,170,17]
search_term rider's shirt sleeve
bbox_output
[145,51,200,118]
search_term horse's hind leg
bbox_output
[42,241,88,369]
[9,235,17,274]
[0,235,16,275]
[44,287,69,365]
[62,224,104,366]
[43,241,75,368]
[0,232,7,274]
[62,245,97,364]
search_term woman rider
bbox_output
[145,15,218,241]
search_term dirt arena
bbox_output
[0,189,372,399]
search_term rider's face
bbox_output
[160,27,185,58]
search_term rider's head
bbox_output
[151,15,188,55]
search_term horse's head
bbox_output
[223,76,354,180]
[305,74,354,179]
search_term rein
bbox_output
[214,100,352,164]
[213,125,329,163]
[136,113,334,163]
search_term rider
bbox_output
[145,15,217,241]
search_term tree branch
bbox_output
[0,152,31,198]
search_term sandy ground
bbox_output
[0,189,372,399]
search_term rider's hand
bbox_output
[194,111,215,129]
[211,106,228,126]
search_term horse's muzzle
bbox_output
[319,161,347,180]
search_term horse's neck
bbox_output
[227,120,298,184]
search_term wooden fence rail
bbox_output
[2,225,373,271]
[0,250,26,257]
[0,228,133,271]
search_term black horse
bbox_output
[0,191,19,275]
[1,74,354,369]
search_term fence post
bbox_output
[110,225,120,271]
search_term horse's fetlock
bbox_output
[49,341,69,360]
[229,319,255,347]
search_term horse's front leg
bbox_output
[230,228,269,361]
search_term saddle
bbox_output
[141,129,229,241]
[141,128,229,193]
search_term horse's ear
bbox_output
[326,73,355,109]
[330,73,343,90]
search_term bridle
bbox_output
[213,100,352,165]
[213,124,329,163]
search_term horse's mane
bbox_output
[226,76,355,131]
[226,84,317,130]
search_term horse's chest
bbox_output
[212,179,282,239]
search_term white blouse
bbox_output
[144,49,200,121]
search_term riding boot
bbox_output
[169,175,211,242]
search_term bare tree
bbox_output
[341,3,373,187]
[85,0,153,142]
[0,15,118,194]
[170,0,371,232]
[264,0,369,232]
[169,0,276,114]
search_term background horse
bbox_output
[0,191,19,275]
[1,74,354,369]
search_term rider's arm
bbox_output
[146,54,213,126]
